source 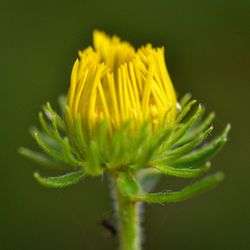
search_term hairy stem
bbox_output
[113,179,142,250]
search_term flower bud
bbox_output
[67,31,177,137]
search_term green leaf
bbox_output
[51,114,63,142]
[33,130,80,167]
[175,100,197,124]
[61,138,82,167]
[179,93,192,108]
[178,112,216,145]
[39,112,52,136]
[153,162,211,178]
[30,127,60,150]
[161,105,203,152]
[33,131,65,162]
[96,120,109,162]
[18,147,68,169]
[74,114,87,157]
[172,124,231,168]
[133,127,171,170]
[131,122,151,154]
[34,170,86,188]
[108,123,130,169]
[85,140,103,176]
[65,106,75,138]
[43,102,66,131]
[132,172,224,203]
[38,110,65,144]
[154,126,213,165]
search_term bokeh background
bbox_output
[1,0,249,249]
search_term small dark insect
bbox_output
[101,219,117,237]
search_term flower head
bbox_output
[20,30,230,198]
[67,31,177,136]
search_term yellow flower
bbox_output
[67,31,177,135]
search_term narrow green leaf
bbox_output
[133,127,171,170]
[180,93,192,108]
[39,112,52,136]
[162,105,203,151]
[178,112,215,145]
[132,122,150,153]
[108,123,129,169]
[74,114,87,156]
[153,162,211,178]
[65,106,75,137]
[132,172,224,203]
[33,131,64,162]
[61,138,82,167]
[34,170,86,188]
[51,114,63,142]
[33,130,79,167]
[168,126,213,156]
[43,102,66,131]
[172,124,231,168]
[40,112,70,161]
[85,140,103,176]
[175,100,197,124]
[154,126,213,165]
[96,120,109,162]
[30,127,60,150]
[18,147,67,169]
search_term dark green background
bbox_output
[1,0,249,249]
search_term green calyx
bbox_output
[19,93,230,203]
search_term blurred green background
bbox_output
[1,0,249,249]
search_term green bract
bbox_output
[19,93,230,203]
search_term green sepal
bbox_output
[132,127,171,170]
[175,99,197,124]
[171,124,231,168]
[153,126,213,165]
[85,140,103,176]
[38,109,65,145]
[38,112,53,137]
[34,170,86,188]
[33,130,81,167]
[117,172,141,197]
[18,147,68,170]
[43,102,66,131]
[178,112,216,145]
[132,122,150,151]
[132,172,224,203]
[160,105,203,154]
[65,106,76,140]
[30,127,60,150]
[75,114,87,155]
[51,113,63,142]
[96,120,110,163]
[153,162,211,178]
[179,93,192,108]
[107,122,130,169]
[33,131,65,162]
[61,138,82,167]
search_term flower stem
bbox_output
[113,180,142,250]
